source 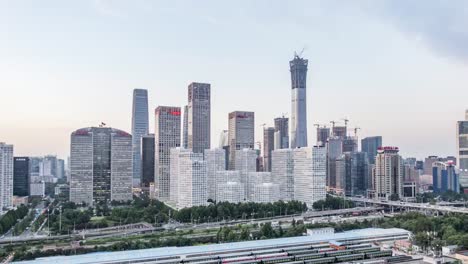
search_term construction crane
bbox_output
[260,123,267,130]
[353,127,361,137]
[330,121,336,128]
[314,124,321,129]
[342,118,349,128]
[281,113,288,118]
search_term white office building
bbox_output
[217,182,245,203]
[235,149,257,198]
[293,146,327,208]
[271,149,294,201]
[171,149,207,209]
[247,172,272,201]
[169,148,191,205]
[204,148,226,201]
[0,143,13,210]
[252,182,280,204]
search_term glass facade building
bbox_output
[13,157,30,196]
[131,89,149,186]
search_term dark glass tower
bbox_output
[361,136,382,164]
[131,89,149,186]
[13,157,30,196]
[141,134,155,188]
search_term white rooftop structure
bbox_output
[14,228,411,264]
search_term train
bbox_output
[178,248,393,264]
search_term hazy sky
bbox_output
[1,0,468,160]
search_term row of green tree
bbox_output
[0,205,29,234]
[312,195,355,210]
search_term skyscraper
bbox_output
[131,89,149,186]
[316,126,330,147]
[456,111,468,192]
[13,157,30,197]
[228,111,255,170]
[187,82,211,154]
[155,106,181,201]
[274,117,289,149]
[182,105,188,149]
[235,148,257,199]
[432,161,459,194]
[171,149,207,209]
[263,127,275,172]
[271,149,294,201]
[361,136,383,164]
[0,143,14,210]
[141,134,155,189]
[204,148,226,201]
[372,147,403,200]
[69,127,133,205]
[290,55,308,148]
[293,146,327,208]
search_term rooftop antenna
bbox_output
[294,46,306,58]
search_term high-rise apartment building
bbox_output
[293,147,327,208]
[247,172,272,201]
[290,55,308,148]
[326,137,343,189]
[228,111,254,170]
[187,82,211,154]
[155,106,181,201]
[457,110,468,192]
[69,127,133,205]
[171,150,207,209]
[13,157,30,196]
[263,127,275,172]
[131,89,149,186]
[274,117,289,149]
[432,161,459,194]
[372,147,403,200]
[204,148,226,201]
[235,148,257,198]
[332,126,347,138]
[361,136,382,164]
[217,182,244,203]
[271,149,294,201]
[141,134,155,188]
[0,143,14,210]
[252,183,280,204]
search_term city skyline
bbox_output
[1,1,468,159]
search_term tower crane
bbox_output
[342,118,349,128]
[353,127,361,137]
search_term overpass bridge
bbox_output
[344,196,468,214]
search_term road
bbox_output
[344,196,468,214]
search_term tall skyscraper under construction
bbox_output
[290,54,308,148]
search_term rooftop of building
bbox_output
[14,228,410,264]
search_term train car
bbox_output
[335,253,365,262]
[294,253,326,261]
[217,252,253,260]
[222,256,256,264]
[365,250,393,259]
[261,256,295,264]
[317,248,335,253]
[353,247,380,254]
[255,253,288,260]
[346,243,371,250]
[188,260,220,264]
[183,256,219,263]
[303,257,335,264]
[386,255,413,263]
[325,250,354,257]
[286,249,318,256]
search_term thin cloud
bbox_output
[367,0,468,63]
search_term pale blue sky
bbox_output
[1,0,467,159]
